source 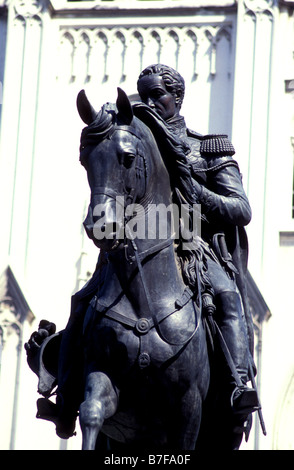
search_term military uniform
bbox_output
[158,115,257,414]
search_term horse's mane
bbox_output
[133,103,213,296]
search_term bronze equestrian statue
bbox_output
[25,65,263,451]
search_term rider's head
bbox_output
[137,64,185,121]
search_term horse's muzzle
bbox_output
[83,202,124,251]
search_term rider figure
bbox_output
[136,64,259,420]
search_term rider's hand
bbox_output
[24,320,56,353]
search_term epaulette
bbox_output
[200,134,235,157]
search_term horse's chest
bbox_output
[88,303,198,377]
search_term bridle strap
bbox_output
[91,187,126,205]
[113,125,142,140]
[126,235,175,264]
[130,237,200,347]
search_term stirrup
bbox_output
[231,386,260,417]
[37,397,59,423]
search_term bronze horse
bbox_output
[74,88,211,450]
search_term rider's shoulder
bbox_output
[186,128,203,156]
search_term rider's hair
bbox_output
[137,64,185,109]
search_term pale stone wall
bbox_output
[0,0,293,450]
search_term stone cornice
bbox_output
[48,0,237,17]
[280,0,294,7]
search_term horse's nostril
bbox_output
[100,222,120,238]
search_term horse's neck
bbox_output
[108,239,185,316]
[136,241,184,308]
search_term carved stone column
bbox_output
[0,0,44,276]
[232,0,278,277]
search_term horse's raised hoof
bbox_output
[56,420,77,440]
[36,398,77,439]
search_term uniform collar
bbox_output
[165,114,187,135]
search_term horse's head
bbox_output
[77,88,170,252]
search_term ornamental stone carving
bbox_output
[58,24,232,83]
[13,0,42,18]
[244,0,276,13]
[0,267,34,341]
[0,300,21,347]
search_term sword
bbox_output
[248,357,267,437]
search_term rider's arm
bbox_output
[193,157,252,227]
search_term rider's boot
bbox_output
[214,291,260,419]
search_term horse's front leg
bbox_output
[79,371,118,450]
[178,385,203,450]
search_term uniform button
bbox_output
[135,318,150,334]
[138,352,150,368]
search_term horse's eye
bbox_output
[123,153,136,168]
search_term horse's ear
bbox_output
[77,89,98,125]
[116,87,133,125]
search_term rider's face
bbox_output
[137,74,179,121]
